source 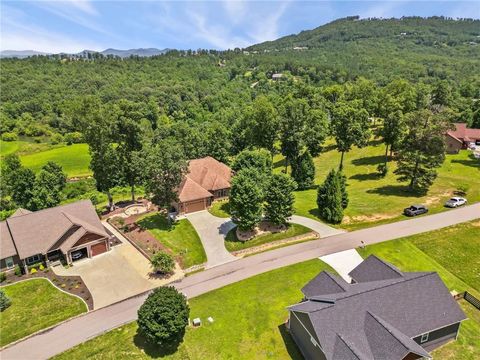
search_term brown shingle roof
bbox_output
[10,208,32,218]
[177,157,232,203]
[1,200,107,259]
[1,221,17,258]
[447,123,480,142]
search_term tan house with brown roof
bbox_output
[0,200,110,273]
[173,156,232,214]
[446,123,480,153]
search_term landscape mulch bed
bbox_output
[1,269,94,310]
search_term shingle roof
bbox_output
[1,200,107,259]
[0,221,16,258]
[177,157,232,203]
[290,256,466,360]
[447,123,480,141]
[348,254,403,283]
[10,208,32,218]
[301,271,349,298]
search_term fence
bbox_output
[463,291,480,310]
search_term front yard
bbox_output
[0,279,87,347]
[137,213,206,269]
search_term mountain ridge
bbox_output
[0,48,171,59]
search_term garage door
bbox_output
[91,241,107,257]
[185,199,206,213]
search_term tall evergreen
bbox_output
[317,170,345,224]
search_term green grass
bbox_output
[208,200,231,218]
[0,279,87,347]
[0,140,22,156]
[53,259,334,360]
[224,223,313,252]
[137,213,206,268]
[274,139,480,230]
[20,144,91,178]
[357,223,480,360]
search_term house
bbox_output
[446,123,480,153]
[272,73,283,80]
[288,255,466,360]
[173,156,232,214]
[0,200,110,273]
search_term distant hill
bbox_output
[0,48,171,59]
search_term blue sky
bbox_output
[1,1,479,53]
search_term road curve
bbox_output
[2,203,479,360]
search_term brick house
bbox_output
[173,156,232,214]
[0,200,110,273]
[446,123,480,153]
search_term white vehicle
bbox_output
[444,197,467,208]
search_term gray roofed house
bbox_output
[0,200,111,273]
[288,255,466,360]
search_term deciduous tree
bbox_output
[229,169,263,231]
[264,173,296,226]
[291,151,315,190]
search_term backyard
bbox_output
[53,220,480,359]
[0,279,87,347]
[137,213,206,269]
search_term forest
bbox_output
[1,16,480,224]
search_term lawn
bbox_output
[20,144,91,178]
[137,213,206,268]
[208,200,230,218]
[274,139,480,230]
[0,279,87,347]
[53,259,334,360]
[224,223,314,252]
[0,140,23,156]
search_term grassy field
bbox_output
[0,140,23,156]
[274,140,480,230]
[20,144,91,178]
[208,200,230,218]
[224,223,313,252]
[54,259,333,360]
[137,213,206,268]
[0,279,87,347]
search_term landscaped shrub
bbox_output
[50,133,64,145]
[39,264,45,271]
[1,132,18,141]
[0,272,6,282]
[150,252,175,274]
[64,131,83,145]
[14,265,22,276]
[0,290,11,311]
[30,268,37,274]
[137,286,189,346]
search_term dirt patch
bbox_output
[343,213,397,225]
[424,191,451,206]
[236,221,287,241]
[470,220,480,227]
[1,269,93,310]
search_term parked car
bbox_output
[71,250,85,260]
[444,197,467,208]
[403,205,428,216]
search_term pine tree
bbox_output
[291,151,315,190]
[317,170,344,223]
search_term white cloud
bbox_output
[246,1,290,44]
[222,0,247,24]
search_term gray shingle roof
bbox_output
[301,271,349,298]
[290,256,466,359]
[348,254,403,283]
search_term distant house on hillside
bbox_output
[445,123,480,153]
[1,200,110,273]
[173,157,232,214]
[287,255,466,360]
[272,73,283,80]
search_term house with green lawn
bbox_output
[288,255,466,360]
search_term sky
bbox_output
[1,0,479,53]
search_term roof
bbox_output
[1,200,108,259]
[289,256,466,360]
[177,157,232,203]
[447,123,480,142]
[0,221,17,258]
[10,208,32,218]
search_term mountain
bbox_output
[0,50,49,58]
[100,48,170,57]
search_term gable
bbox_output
[73,232,105,248]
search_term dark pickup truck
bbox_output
[403,205,428,217]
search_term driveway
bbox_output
[53,222,182,309]
[320,249,363,282]
[290,215,346,237]
[185,211,237,268]
[2,203,480,360]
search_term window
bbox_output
[5,257,14,269]
[310,336,318,347]
[26,254,41,265]
[420,333,429,343]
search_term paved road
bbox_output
[290,215,346,237]
[185,211,236,268]
[2,203,479,360]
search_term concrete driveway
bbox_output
[53,222,182,309]
[320,249,364,282]
[290,215,346,237]
[185,211,237,268]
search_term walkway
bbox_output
[290,215,346,237]
[320,249,363,282]
[2,203,479,360]
[185,211,237,268]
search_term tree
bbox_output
[0,154,22,209]
[290,151,315,190]
[331,101,371,169]
[40,162,67,190]
[232,149,272,174]
[137,287,189,346]
[379,110,406,170]
[90,145,121,211]
[264,173,296,226]
[143,139,188,210]
[11,168,36,210]
[317,170,344,224]
[432,80,452,107]
[0,289,11,312]
[394,109,451,192]
[151,252,175,274]
[229,169,263,231]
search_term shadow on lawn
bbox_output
[278,323,304,360]
[137,213,175,232]
[451,153,480,169]
[351,155,384,166]
[133,328,185,358]
[349,172,381,181]
[367,185,424,197]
